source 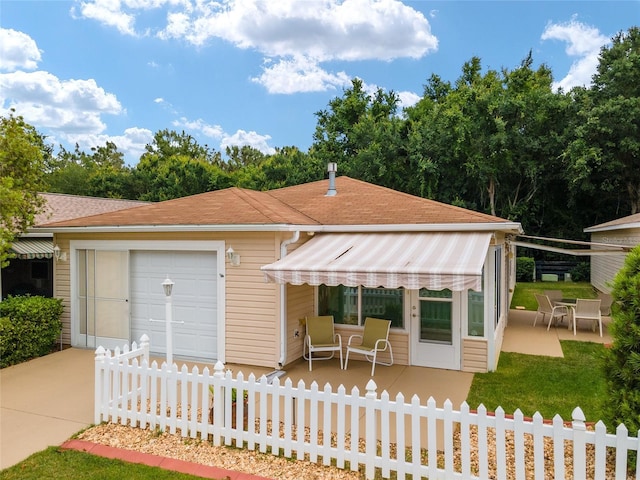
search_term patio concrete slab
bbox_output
[501,308,611,359]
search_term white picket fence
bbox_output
[95,338,639,480]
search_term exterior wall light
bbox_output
[53,244,67,261]
[226,247,241,266]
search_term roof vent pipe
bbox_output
[325,162,337,196]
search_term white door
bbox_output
[130,251,218,361]
[411,289,461,370]
[77,250,129,350]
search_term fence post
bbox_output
[365,379,378,480]
[572,407,587,479]
[212,361,225,446]
[140,334,150,364]
[94,346,106,425]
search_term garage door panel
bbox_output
[131,250,218,361]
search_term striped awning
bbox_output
[10,238,54,260]
[261,232,491,291]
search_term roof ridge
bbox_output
[234,188,319,225]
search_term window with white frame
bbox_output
[318,285,404,328]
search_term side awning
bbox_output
[261,232,491,291]
[10,238,54,259]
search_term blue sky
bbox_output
[1,1,638,164]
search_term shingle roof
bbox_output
[36,193,149,225]
[39,176,513,228]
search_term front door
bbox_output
[76,249,129,349]
[410,289,461,370]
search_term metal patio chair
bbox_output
[572,299,603,337]
[303,315,343,371]
[533,293,568,330]
[343,317,393,376]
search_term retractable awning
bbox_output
[261,232,492,291]
[9,238,53,259]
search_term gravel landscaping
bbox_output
[76,418,624,479]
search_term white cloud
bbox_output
[398,90,420,110]
[221,129,275,155]
[0,28,42,72]
[0,70,122,134]
[173,117,225,139]
[252,56,351,94]
[65,126,154,163]
[75,0,438,94]
[541,17,610,91]
[173,116,275,154]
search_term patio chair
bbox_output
[572,299,603,337]
[543,290,563,303]
[343,317,393,376]
[597,292,613,316]
[303,316,343,371]
[533,293,568,330]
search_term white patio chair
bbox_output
[343,317,393,376]
[572,299,603,337]
[597,292,613,316]
[533,293,568,330]
[543,290,563,303]
[303,315,343,371]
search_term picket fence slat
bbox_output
[95,342,639,480]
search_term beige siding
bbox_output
[52,235,71,344]
[462,338,488,373]
[285,284,315,365]
[590,230,639,293]
[54,231,283,368]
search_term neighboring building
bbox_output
[585,213,640,293]
[1,193,148,299]
[36,175,522,373]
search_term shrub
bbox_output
[0,295,63,368]
[602,245,640,468]
[516,257,535,282]
[569,261,590,282]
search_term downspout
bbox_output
[278,230,300,368]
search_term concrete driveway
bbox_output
[0,348,95,469]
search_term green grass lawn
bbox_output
[510,281,596,311]
[0,447,223,480]
[466,341,607,423]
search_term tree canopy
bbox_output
[0,111,48,266]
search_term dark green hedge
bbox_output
[516,257,535,282]
[0,296,63,368]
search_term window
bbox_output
[467,290,484,336]
[494,246,502,327]
[419,289,452,344]
[318,285,404,328]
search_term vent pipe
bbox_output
[326,162,337,196]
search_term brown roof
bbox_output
[39,176,512,228]
[36,193,149,225]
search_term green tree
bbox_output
[565,27,640,217]
[602,245,640,468]
[312,78,407,189]
[0,112,48,266]
[131,130,225,200]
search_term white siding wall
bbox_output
[590,229,639,293]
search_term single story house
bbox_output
[1,193,148,299]
[585,213,640,293]
[36,174,522,373]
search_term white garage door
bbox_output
[130,250,218,361]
